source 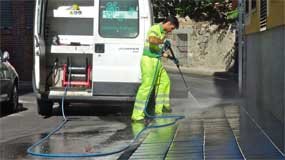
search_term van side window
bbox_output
[99,0,139,38]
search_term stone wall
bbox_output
[165,17,237,72]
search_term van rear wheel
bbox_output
[37,99,53,116]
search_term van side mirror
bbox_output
[3,51,10,62]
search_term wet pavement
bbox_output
[1,72,284,159]
[0,114,137,160]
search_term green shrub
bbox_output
[151,0,238,24]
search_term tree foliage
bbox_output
[151,0,237,24]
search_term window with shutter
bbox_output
[260,0,267,31]
[245,0,257,25]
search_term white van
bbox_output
[33,0,152,115]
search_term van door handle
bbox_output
[95,43,105,53]
[34,35,40,47]
[140,16,148,19]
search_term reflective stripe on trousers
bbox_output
[131,56,170,120]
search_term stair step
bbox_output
[71,74,86,78]
[203,107,244,159]
[68,67,86,71]
[165,120,204,160]
[129,122,177,160]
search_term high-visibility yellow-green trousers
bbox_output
[131,55,170,121]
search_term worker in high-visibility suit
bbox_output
[131,16,179,121]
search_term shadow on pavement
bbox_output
[0,103,27,118]
[51,101,134,117]
[213,71,239,99]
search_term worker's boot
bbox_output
[163,107,172,113]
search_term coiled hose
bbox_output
[27,57,185,158]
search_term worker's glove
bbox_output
[172,57,179,65]
[163,40,171,50]
[168,55,179,65]
[158,49,164,57]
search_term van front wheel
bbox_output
[37,99,53,116]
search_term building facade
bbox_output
[243,0,285,154]
[0,0,34,81]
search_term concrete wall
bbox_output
[244,25,285,153]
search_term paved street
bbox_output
[0,72,284,160]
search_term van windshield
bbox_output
[99,0,139,38]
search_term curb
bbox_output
[19,81,32,90]
[164,65,238,79]
[165,65,218,76]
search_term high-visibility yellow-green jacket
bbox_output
[143,23,166,58]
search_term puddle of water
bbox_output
[0,119,138,159]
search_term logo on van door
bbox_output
[69,3,82,15]
[105,2,119,19]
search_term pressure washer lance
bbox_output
[168,47,190,91]
[168,47,202,106]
